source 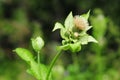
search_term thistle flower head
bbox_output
[53,11,98,52]
[74,16,89,30]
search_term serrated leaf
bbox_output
[14,48,34,62]
[64,12,74,30]
[52,22,64,31]
[81,10,90,20]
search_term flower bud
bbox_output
[31,36,44,52]
[74,32,79,38]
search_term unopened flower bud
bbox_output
[31,36,44,52]
[74,32,79,38]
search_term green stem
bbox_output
[71,53,79,74]
[46,50,62,80]
[72,53,79,66]
[38,51,40,64]
[37,51,42,79]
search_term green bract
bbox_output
[31,36,44,52]
[81,10,90,20]
[58,42,81,53]
[53,11,98,53]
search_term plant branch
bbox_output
[46,50,62,80]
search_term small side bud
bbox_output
[74,32,79,38]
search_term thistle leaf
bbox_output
[81,10,90,20]
[14,48,34,62]
[52,22,64,31]
[88,35,98,43]
[64,12,74,30]
[80,34,98,45]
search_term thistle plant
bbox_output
[14,11,97,80]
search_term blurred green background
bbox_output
[0,0,120,80]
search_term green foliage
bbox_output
[27,61,48,80]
